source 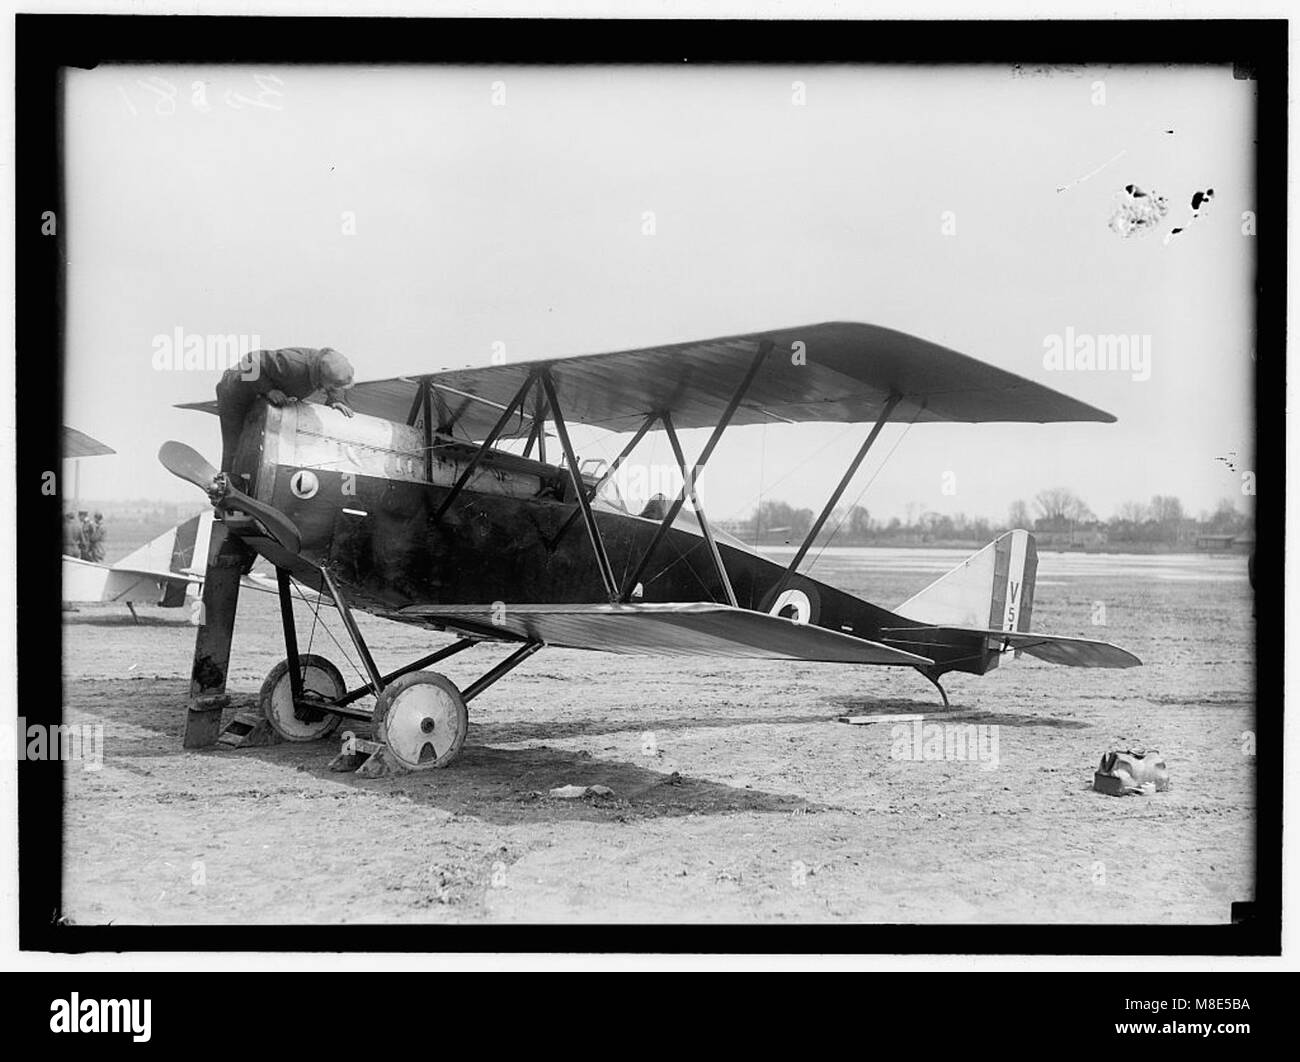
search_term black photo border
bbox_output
[15,13,1285,955]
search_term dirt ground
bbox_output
[59,549,1255,924]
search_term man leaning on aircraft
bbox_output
[215,346,356,472]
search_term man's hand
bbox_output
[266,389,290,407]
[330,401,354,418]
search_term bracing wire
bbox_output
[713,420,862,526]
[805,404,924,574]
[288,579,370,693]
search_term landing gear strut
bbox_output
[263,563,543,770]
[370,641,544,770]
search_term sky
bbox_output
[62,63,1256,525]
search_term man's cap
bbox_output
[319,348,354,388]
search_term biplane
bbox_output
[161,322,1140,770]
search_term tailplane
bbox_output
[889,529,1139,670]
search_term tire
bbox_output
[372,671,469,770]
[260,654,345,742]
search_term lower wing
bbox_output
[396,602,932,665]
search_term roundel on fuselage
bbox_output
[770,588,813,625]
[290,469,320,500]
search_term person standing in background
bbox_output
[77,511,93,560]
[62,512,82,557]
[86,512,107,563]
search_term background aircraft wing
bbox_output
[394,601,933,665]
[330,321,1115,436]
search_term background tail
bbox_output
[115,510,213,607]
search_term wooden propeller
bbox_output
[158,441,302,554]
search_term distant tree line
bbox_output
[724,489,1253,550]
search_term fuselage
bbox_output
[229,401,993,675]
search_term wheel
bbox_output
[372,671,468,770]
[260,654,345,742]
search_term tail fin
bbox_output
[114,510,213,607]
[896,529,1037,642]
[886,529,1140,671]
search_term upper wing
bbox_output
[175,378,539,443]
[395,601,932,665]
[356,378,539,440]
[881,626,1141,668]
[336,322,1116,435]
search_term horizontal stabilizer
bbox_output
[882,626,1141,668]
[62,555,199,605]
[397,602,934,665]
